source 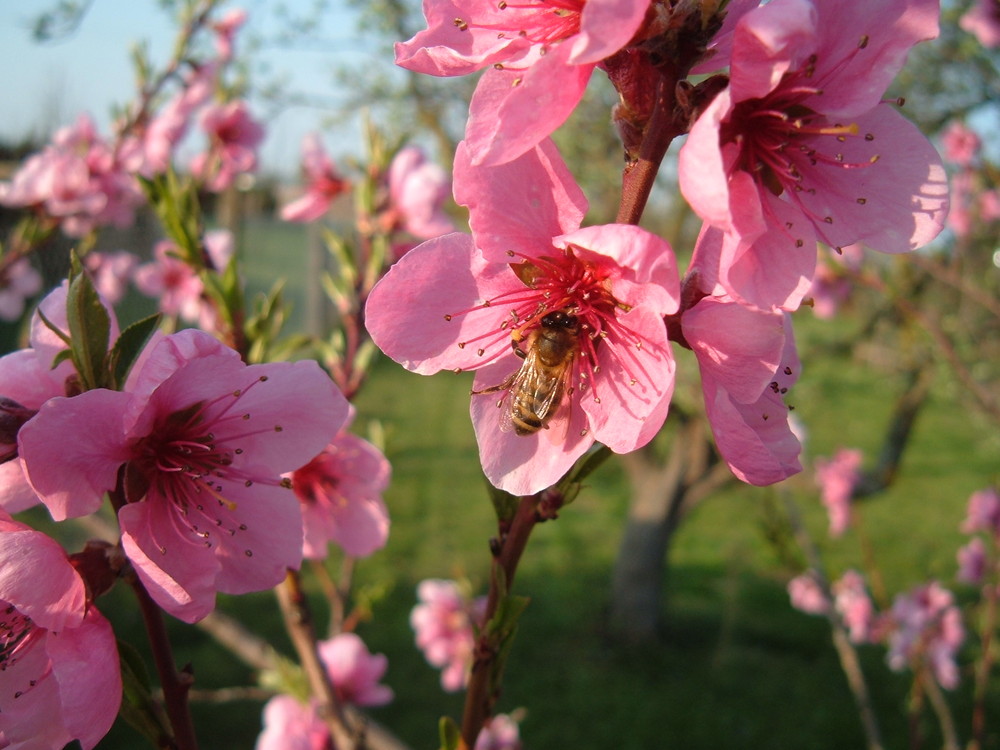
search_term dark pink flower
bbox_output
[0,283,120,514]
[396,0,650,165]
[211,7,249,61]
[141,64,217,176]
[678,0,948,310]
[961,0,1000,48]
[0,513,120,750]
[191,100,265,192]
[255,694,328,750]
[289,416,391,560]
[815,447,863,537]
[385,146,454,239]
[885,581,964,689]
[280,133,350,223]
[18,329,349,622]
[367,140,679,494]
[410,579,486,692]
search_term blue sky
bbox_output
[0,1,382,177]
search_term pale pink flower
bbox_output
[142,63,218,175]
[289,414,391,560]
[18,328,350,622]
[0,114,143,237]
[256,633,392,750]
[0,283,120,514]
[980,189,1000,222]
[947,171,975,239]
[279,133,350,223]
[367,140,679,495]
[788,572,830,615]
[385,145,453,239]
[961,0,1000,48]
[255,694,328,750]
[411,579,487,692]
[815,448,863,537]
[676,249,801,486]
[0,258,43,322]
[84,250,139,305]
[319,632,394,707]
[211,7,248,61]
[678,0,949,310]
[961,486,1000,536]
[134,230,234,330]
[191,100,265,192]
[0,513,120,750]
[396,0,650,166]
[885,581,964,689]
[475,713,523,750]
[941,120,982,167]
[957,537,987,585]
[833,570,875,644]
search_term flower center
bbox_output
[0,601,44,681]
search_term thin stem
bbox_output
[274,569,358,750]
[128,575,200,750]
[459,495,543,749]
[969,547,1000,750]
[923,673,959,750]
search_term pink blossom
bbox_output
[141,63,218,175]
[134,230,234,330]
[255,694,328,750]
[191,100,265,192]
[788,572,830,615]
[367,140,679,495]
[815,448,863,537]
[833,570,875,643]
[289,414,391,560]
[946,171,974,239]
[475,713,523,750]
[980,189,1000,222]
[256,633,391,750]
[211,7,249,61]
[318,632,394,707]
[384,145,454,239]
[396,0,650,166]
[676,248,801,486]
[0,114,143,238]
[0,259,43,322]
[279,133,350,223]
[940,120,982,167]
[961,486,1000,536]
[0,513,120,750]
[885,581,964,689]
[18,328,349,622]
[678,0,948,311]
[961,0,1000,48]
[410,579,487,692]
[957,537,987,585]
[84,250,139,305]
[0,283,120,514]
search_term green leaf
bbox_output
[108,314,161,389]
[116,639,173,748]
[65,254,111,391]
[438,716,461,750]
[486,482,520,524]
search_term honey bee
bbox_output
[479,310,581,436]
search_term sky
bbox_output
[0,0,388,177]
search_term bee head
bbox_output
[540,310,578,330]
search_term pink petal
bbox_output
[455,139,588,261]
[569,0,650,64]
[465,57,594,167]
[18,389,132,520]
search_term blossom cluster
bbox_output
[364,0,949,495]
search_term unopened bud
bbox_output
[0,397,37,463]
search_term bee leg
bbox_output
[511,340,527,359]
